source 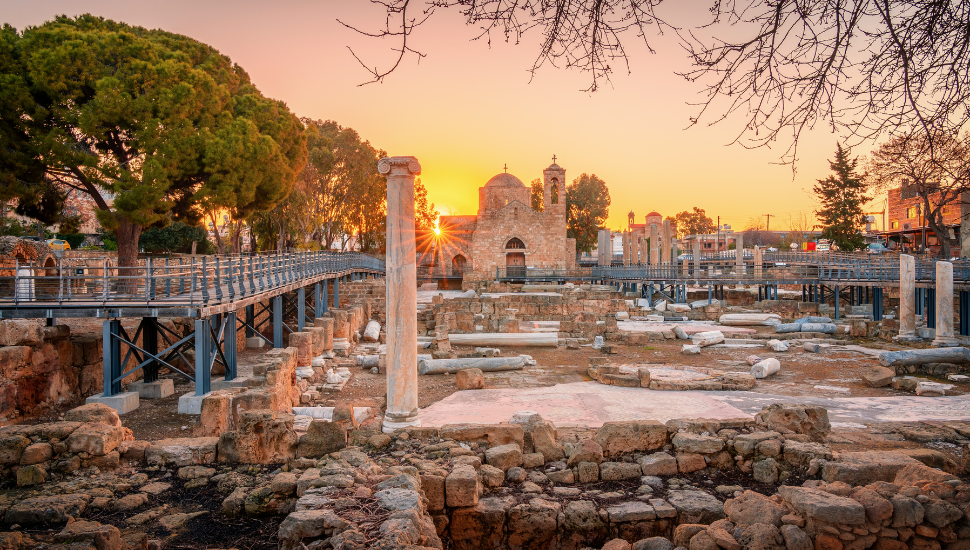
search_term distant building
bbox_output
[880,182,963,253]
[422,161,577,277]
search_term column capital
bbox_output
[378,156,421,176]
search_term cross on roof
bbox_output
[552,154,557,163]
[503,163,508,173]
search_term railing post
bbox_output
[201,256,210,303]
[194,317,212,395]
[214,256,223,301]
[224,311,237,381]
[102,319,122,397]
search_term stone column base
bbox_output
[382,416,421,434]
[128,380,175,399]
[933,337,962,347]
[894,333,922,343]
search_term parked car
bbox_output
[867,242,889,254]
[46,238,71,251]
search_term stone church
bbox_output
[437,161,577,277]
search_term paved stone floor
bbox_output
[416,381,970,428]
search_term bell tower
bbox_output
[543,155,566,217]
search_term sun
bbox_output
[433,216,441,236]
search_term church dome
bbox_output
[546,163,562,171]
[485,173,526,188]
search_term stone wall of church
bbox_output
[470,205,576,274]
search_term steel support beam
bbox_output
[103,319,122,397]
[195,318,211,396]
[272,295,284,348]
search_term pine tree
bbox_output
[814,144,870,251]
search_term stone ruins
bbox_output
[5,160,970,550]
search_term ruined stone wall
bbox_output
[0,319,193,426]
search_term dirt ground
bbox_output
[92,326,969,442]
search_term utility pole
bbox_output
[716,215,720,254]
[764,214,772,232]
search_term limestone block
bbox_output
[863,366,895,387]
[595,421,668,457]
[0,319,44,346]
[638,452,678,476]
[485,443,523,471]
[288,332,314,367]
[66,423,124,456]
[296,420,346,458]
[64,402,122,427]
[146,437,219,467]
[314,317,334,350]
[446,465,479,507]
[754,403,830,442]
[363,321,381,342]
[778,485,865,525]
[672,432,724,454]
[599,461,643,481]
[455,368,486,390]
[217,410,298,464]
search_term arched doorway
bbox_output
[452,254,467,276]
[505,238,526,277]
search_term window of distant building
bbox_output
[906,206,919,219]
[942,205,951,215]
[890,220,899,229]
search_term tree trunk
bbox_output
[208,212,225,255]
[115,219,142,293]
[926,205,952,259]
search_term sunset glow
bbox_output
[3,2,888,232]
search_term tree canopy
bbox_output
[565,173,610,253]
[673,208,715,237]
[530,178,544,212]
[0,15,306,265]
[813,144,869,251]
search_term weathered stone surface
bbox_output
[778,486,865,525]
[450,496,511,550]
[567,438,604,466]
[755,403,830,442]
[689,530,719,550]
[146,437,218,467]
[446,465,479,507]
[439,424,524,448]
[16,464,47,486]
[4,493,91,525]
[66,423,123,456]
[455,368,486,390]
[894,462,958,486]
[890,495,924,528]
[672,432,724,454]
[708,525,740,550]
[608,501,657,522]
[507,498,561,550]
[603,538,633,550]
[674,525,709,547]
[421,474,445,512]
[277,509,351,543]
[563,499,608,550]
[219,410,298,464]
[485,443,523,471]
[20,442,53,465]
[677,453,707,473]
[600,462,644,481]
[178,466,216,480]
[753,458,779,483]
[64,403,122,427]
[850,487,894,523]
[634,537,675,550]
[780,525,812,550]
[532,423,566,462]
[923,499,963,528]
[724,490,788,527]
[639,452,678,476]
[864,367,896,387]
[54,520,121,550]
[595,421,668,457]
[0,435,29,466]
[822,452,920,485]
[735,523,784,550]
[667,490,725,524]
[296,420,346,459]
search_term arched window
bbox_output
[506,237,526,249]
[551,178,559,204]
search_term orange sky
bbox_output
[6,1,891,233]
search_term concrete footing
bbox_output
[86,392,139,415]
[129,379,175,399]
[246,337,265,348]
[177,392,212,415]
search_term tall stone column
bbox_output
[933,261,960,347]
[379,156,422,432]
[662,220,672,264]
[692,239,702,279]
[753,246,763,278]
[640,234,648,266]
[623,232,631,265]
[649,224,659,265]
[597,229,610,266]
[896,254,918,342]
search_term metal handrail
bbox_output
[0,250,384,306]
